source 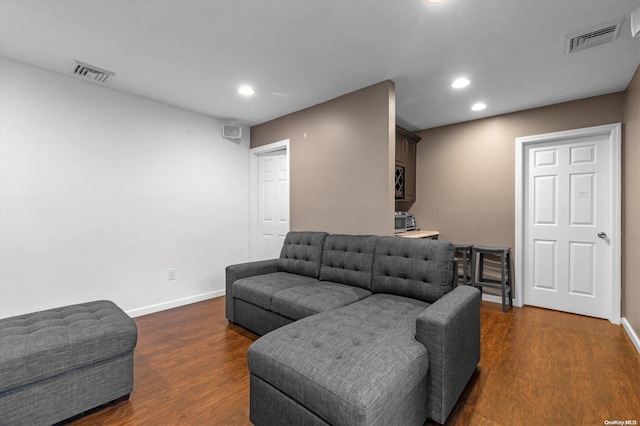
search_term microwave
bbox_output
[394,212,416,233]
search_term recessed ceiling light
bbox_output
[471,102,487,111]
[238,85,255,96]
[452,78,470,89]
[425,0,447,3]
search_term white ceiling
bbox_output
[1,0,639,131]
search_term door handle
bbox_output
[597,232,607,239]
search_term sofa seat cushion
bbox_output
[271,283,371,321]
[233,272,318,311]
[248,294,430,426]
[0,300,137,393]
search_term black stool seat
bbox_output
[471,245,513,312]
[472,245,510,253]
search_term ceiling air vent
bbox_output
[73,60,114,83]
[565,19,623,54]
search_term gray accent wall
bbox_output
[250,81,396,236]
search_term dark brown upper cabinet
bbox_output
[395,125,421,202]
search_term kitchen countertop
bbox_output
[395,230,439,239]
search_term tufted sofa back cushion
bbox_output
[319,234,378,290]
[372,237,455,303]
[279,231,329,278]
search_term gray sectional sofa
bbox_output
[226,232,481,425]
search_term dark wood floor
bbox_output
[70,296,640,426]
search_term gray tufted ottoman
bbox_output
[0,300,137,426]
[248,294,432,426]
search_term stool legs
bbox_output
[507,251,513,310]
[500,252,507,313]
[471,246,513,313]
[453,244,474,286]
[461,249,468,286]
[470,250,477,291]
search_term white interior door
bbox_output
[257,149,289,260]
[520,125,621,322]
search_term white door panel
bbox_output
[525,134,610,319]
[257,150,289,260]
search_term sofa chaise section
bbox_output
[249,293,431,426]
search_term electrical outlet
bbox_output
[168,268,176,280]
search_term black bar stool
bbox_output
[453,243,473,286]
[471,245,513,312]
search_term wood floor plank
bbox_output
[68,297,640,426]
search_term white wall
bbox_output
[0,57,250,318]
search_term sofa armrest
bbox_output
[415,285,481,424]
[225,259,280,322]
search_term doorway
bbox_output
[249,140,290,260]
[515,124,621,324]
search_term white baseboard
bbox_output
[126,290,225,318]
[482,294,504,305]
[481,292,525,307]
[621,317,640,354]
